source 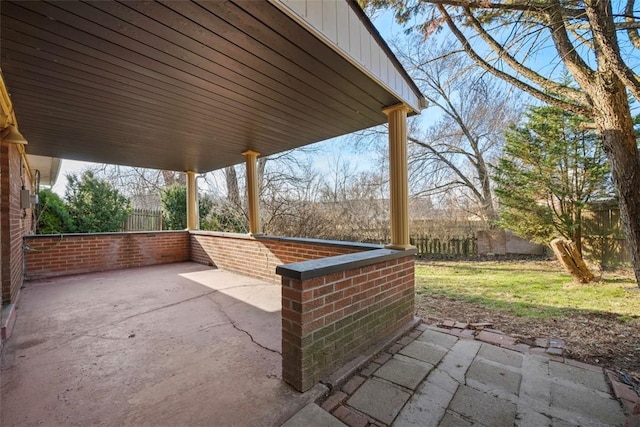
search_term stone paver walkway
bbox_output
[282,323,639,427]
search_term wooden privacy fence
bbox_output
[411,234,477,258]
[123,209,163,231]
[582,202,631,267]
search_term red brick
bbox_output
[326,291,345,303]
[360,362,380,377]
[313,284,335,298]
[611,379,640,403]
[324,309,345,325]
[321,391,348,412]
[342,375,366,395]
[332,406,369,427]
[476,330,517,346]
[302,297,324,311]
[388,343,404,354]
[374,352,392,365]
[311,304,334,320]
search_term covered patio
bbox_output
[2,263,309,426]
[1,0,426,422]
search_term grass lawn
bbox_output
[415,260,640,320]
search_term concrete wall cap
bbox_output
[276,248,417,281]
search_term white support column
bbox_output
[383,104,413,250]
[186,171,197,230]
[243,150,261,235]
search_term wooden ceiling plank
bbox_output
[4,2,354,135]
[8,88,267,154]
[75,1,379,127]
[1,38,334,142]
[226,1,396,108]
[11,117,243,172]
[3,60,326,146]
[46,1,367,132]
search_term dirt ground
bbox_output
[415,266,640,382]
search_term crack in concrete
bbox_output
[115,291,218,324]
[10,282,281,364]
[206,294,282,356]
[439,368,462,386]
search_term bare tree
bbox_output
[88,165,185,209]
[397,39,522,222]
[362,0,640,284]
[224,166,241,208]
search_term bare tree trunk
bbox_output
[573,221,583,256]
[551,238,594,283]
[476,155,499,223]
[161,171,186,187]
[224,166,241,208]
[257,157,267,196]
[591,74,640,285]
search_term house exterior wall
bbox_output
[477,229,545,256]
[1,141,32,304]
[278,250,416,391]
[23,231,189,280]
[190,231,378,283]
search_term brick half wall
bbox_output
[1,141,33,305]
[277,249,416,392]
[190,231,380,283]
[24,231,190,280]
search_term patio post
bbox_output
[186,171,197,230]
[383,104,413,250]
[243,150,261,235]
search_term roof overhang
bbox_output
[25,154,61,187]
[1,0,424,173]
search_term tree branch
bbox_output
[424,0,585,16]
[437,4,593,117]
[409,136,485,202]
[626,0,640,49]
[463,7,589,105]
[546,0,596,88]
[584,0,640,100]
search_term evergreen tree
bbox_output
[160,184,213,230]
[65,172,131,233]
[36,189,74,234]
[494,105,611,255]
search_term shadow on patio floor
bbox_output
[1,262,321,426]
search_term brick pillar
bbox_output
[279,251,417,392]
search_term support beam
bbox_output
[243,150,261,235]
[383,104,413,250]
[186,171,197,230]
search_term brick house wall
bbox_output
[477,229,545,256]
[1,141,33,304]
[190,231,378,283]
[277,249,416,392]
[24,231,189,280]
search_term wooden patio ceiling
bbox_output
[1,1,423,173]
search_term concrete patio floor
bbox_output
[1,263,322,426]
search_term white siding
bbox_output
[336,1,350,49]
[274,0,421,112]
